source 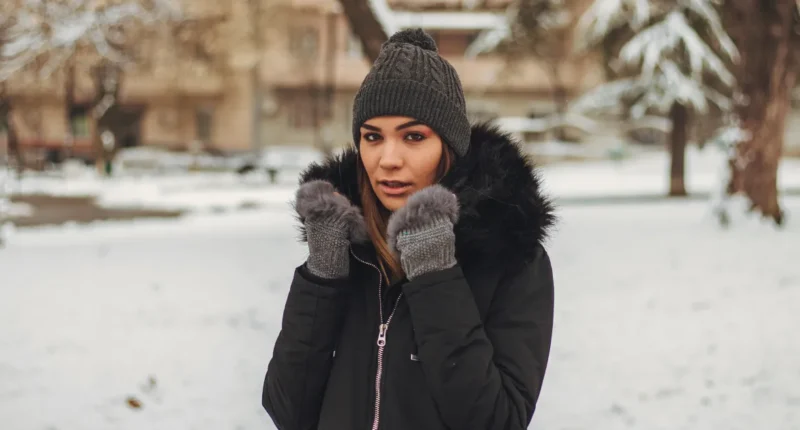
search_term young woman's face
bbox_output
[359,116,444,211]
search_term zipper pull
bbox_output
[377,323,388,346]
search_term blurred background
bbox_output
[1,0,799,429]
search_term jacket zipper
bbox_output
[351,248,403,430]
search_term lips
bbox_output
[378,180,413,196]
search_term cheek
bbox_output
[359,148,379,178]
[413,143,443,186]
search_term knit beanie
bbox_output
[352,28,471,157]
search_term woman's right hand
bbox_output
[294,180,367,279]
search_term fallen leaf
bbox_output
[126,396,142,409]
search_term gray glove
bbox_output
[294,180,367,279]
[387,185,460,280]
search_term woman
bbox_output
[263,28,556,430]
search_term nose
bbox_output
[378,139,403,170]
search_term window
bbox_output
[284,90,331,130]
[195,107,214,142]
[69,106,90,138]
[289,26,319,61]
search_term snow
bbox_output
[619,11,734,85]
[576,0,653,51]
[573,0,737,118]
[534,198,800,430]
[393,11,507,30]
[0,0,183,81]
[115,145,325,173]
[8,169,298,214]
[2,191,800,429]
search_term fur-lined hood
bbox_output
[299,122,556,271]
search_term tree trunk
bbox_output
[0,98,24,177]
[337,0,388,63]
[91,63,122,176]
[723,0,799,226]
[669,102,688,197]
[318,11,338,157]
[548,63,569,141]
[64,61,76,159]
[248,0,265,151]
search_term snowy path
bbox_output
[2,199,799,430]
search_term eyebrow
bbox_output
[361,120,425,132]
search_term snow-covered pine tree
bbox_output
[573,0,739,196]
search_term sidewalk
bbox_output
[8,195,182,228]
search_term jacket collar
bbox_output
[299,122,556,272]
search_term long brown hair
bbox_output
[358,144,455,282]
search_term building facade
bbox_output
[1,0,601,161]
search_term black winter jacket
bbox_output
[263,123,556,430]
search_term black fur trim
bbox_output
[299,122,556,271]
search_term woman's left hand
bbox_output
[387,185,460,280]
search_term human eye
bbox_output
[362,132,382,142]
[404,131,426,142]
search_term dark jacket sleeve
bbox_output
[262,265,353,430]
[402,246,554,430]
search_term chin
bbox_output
[378,194,407,211]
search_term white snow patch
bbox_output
[7,169,298,214]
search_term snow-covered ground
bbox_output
[2,192,799,430]
[2,149,799,429]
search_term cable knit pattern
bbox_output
[393,45,414,79]
[352,28,470,156]
[394,219,457,280]
[304,222,351,279]
[425,52,447,94]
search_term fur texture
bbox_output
[299,122,556,271]
[293,180,368,244]
[386,184,459,253]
